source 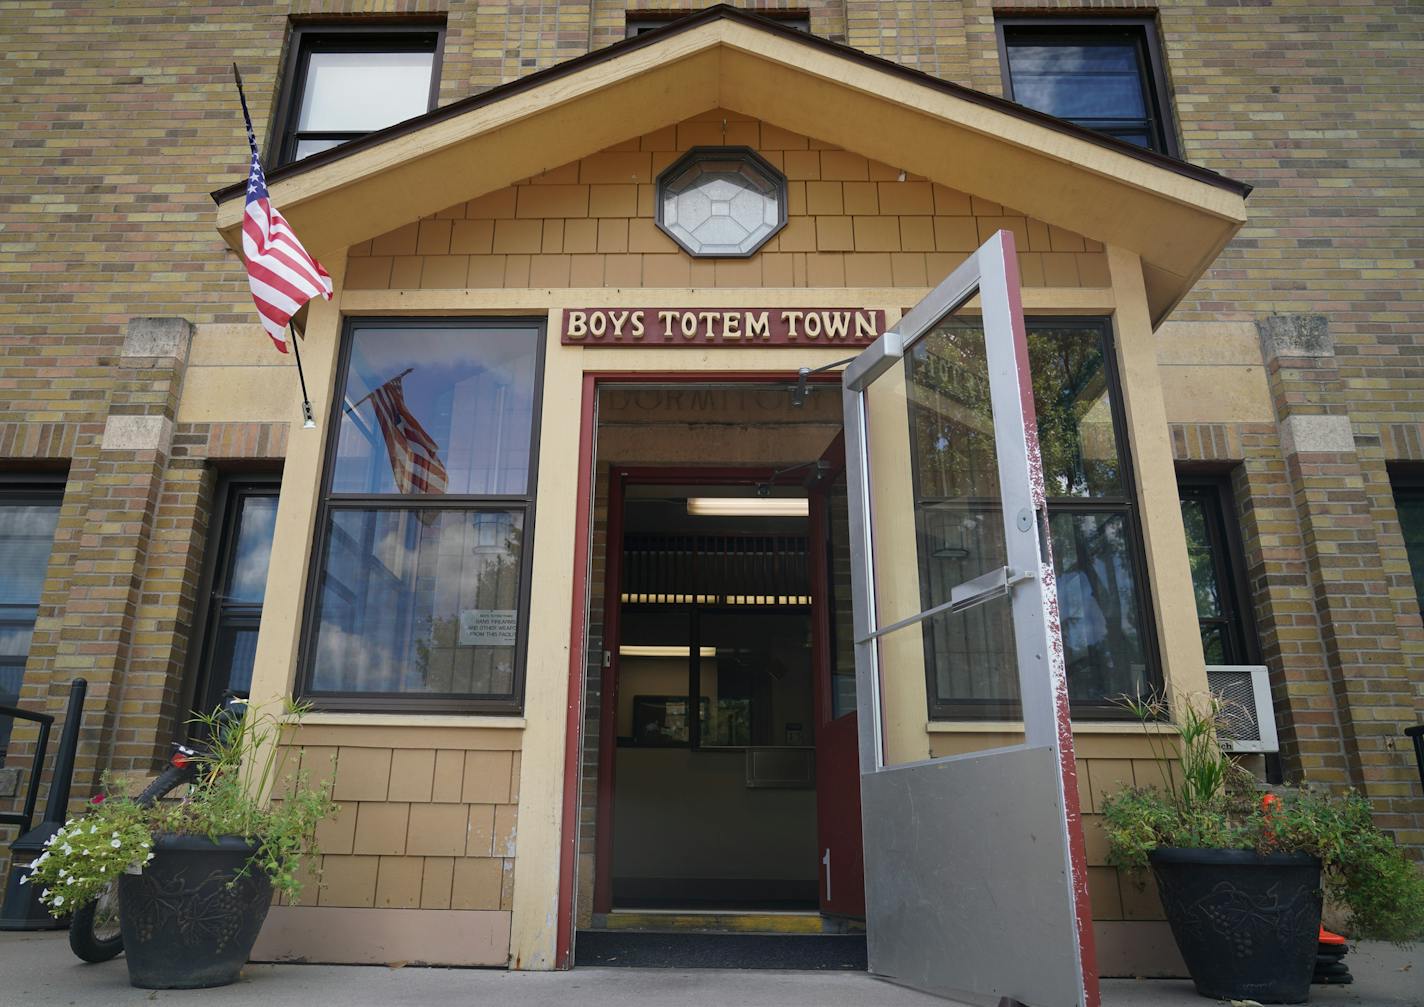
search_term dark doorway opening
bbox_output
[611,487,819,911]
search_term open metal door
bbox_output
[842,231,1098,1006]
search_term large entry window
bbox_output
[913,318,1157,718]
[189,479,279,717]
[0,480,63,759]
[301,319,544,712]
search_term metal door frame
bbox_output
[842,230,1098,1006]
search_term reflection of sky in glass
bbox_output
[227,496,278,603]
[0,503,61,604]
[1008,42,1146,121]
[298,51,433,132]
[333,326,540,496]
[310,508,523,696]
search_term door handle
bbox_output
[822,847,832,902]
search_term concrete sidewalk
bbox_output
[2,931,1418,1006]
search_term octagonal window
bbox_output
[657,147,787,258]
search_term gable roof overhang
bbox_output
[213,5,1249,324]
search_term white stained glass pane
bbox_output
[298,50,434,133]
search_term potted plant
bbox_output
[1101,696,1424,1004]
[23,700,335,990]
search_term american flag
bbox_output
[236,69,332,353]
[369,373,449,495]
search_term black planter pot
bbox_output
[1150,847,1323,1004]
[116,834,272,989]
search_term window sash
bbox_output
[1178,477,1258,668]
[298,318,546,713]
[0,479,64,758]
[272,24,444,168]
[997,19,1177,157]
[187,479,280,720]
[918,318,1160,720]
[1391,476,1424,617]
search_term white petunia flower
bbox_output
[109,839,122,849]
[52,895,64,907]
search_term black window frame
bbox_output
[296,317,547,714]
[1178,472,1260,667]
[183,474,282,725]
[0,473,66,758]
[920,316,1162,721]
[625,8,809,37]
[996,16,1179,158]
[270,21,446,170]
[1390,466,1424,619]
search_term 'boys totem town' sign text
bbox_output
[560,307,886,346]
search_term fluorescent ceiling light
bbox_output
[686,497,809,517]
[619,646,717,658]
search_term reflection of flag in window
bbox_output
[370,375,448,495]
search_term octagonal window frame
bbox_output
[655,146,789,259]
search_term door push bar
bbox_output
[856,566,1033,644]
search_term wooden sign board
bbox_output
[561,307,886,347]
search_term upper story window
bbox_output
[626,10,809,37]
[299,319,545,713]
[998,19,1177,156]
[273,23,443,167]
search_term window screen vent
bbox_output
[1205,665,1279,754]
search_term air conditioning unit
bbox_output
[1206,665,1279,754]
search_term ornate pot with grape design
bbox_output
[116,834,272,989]
[1149,847,1322,1004]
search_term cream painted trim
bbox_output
[293,713,526,729]
[926,721,1178,735]
[507,315,585,972]
[338,288,1115,314]
[243,249,348,799]
[1104,245,1211,716]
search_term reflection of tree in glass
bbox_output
[1026,329,1120,498]
[411,513,523,696]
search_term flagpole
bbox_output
[232,62,325,430]
[289,322,317,429]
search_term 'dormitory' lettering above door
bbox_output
[561,307,885,346]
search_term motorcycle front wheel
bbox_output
[68,881,123,962]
